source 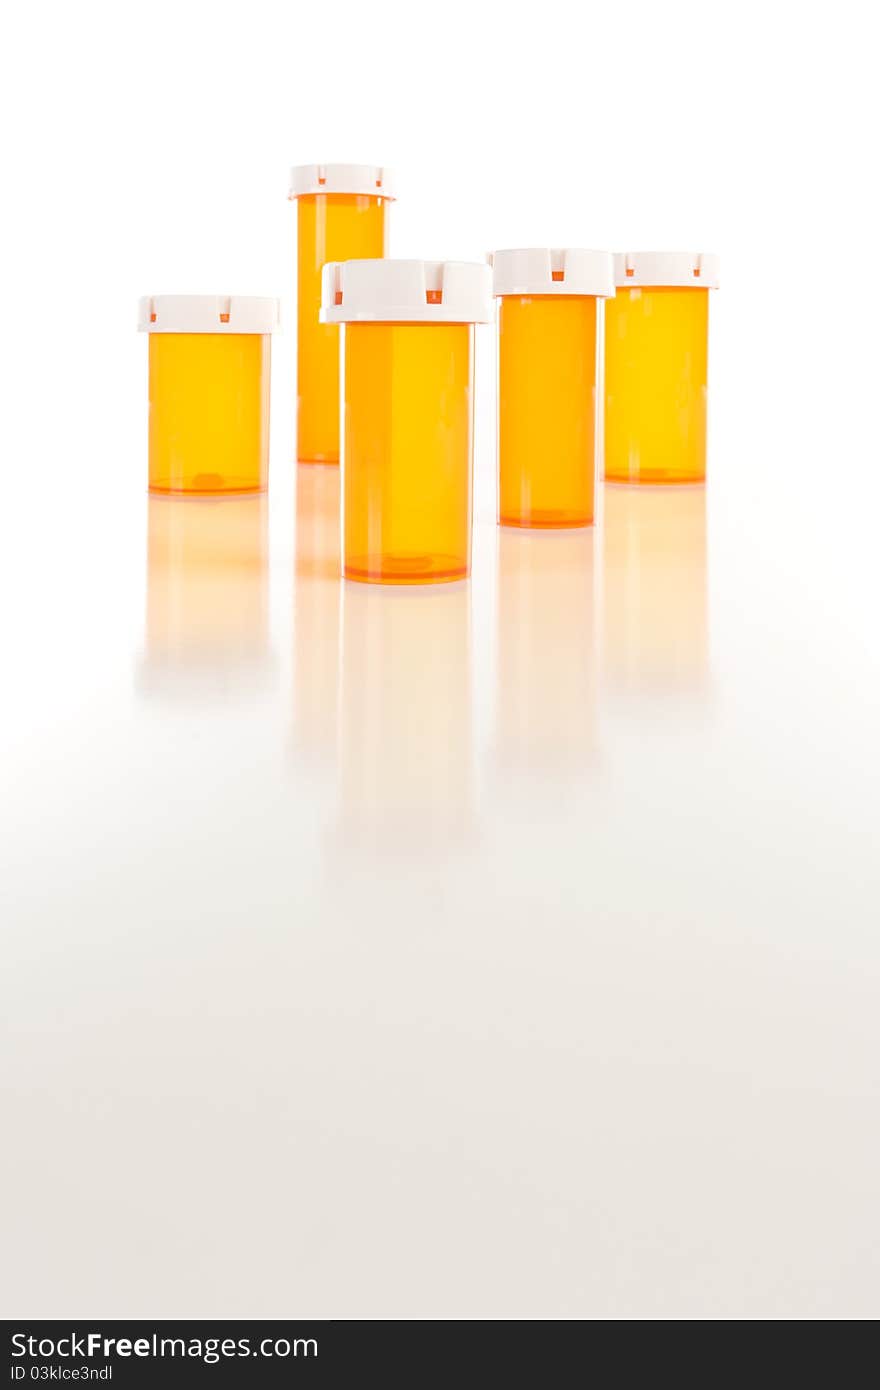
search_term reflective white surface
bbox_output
[4,0,880,1325]
[3,417,880,1317]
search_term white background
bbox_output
[2,0,879,1318]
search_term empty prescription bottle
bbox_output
[492,248,614,528]
[321,259,492,585]
[604,252,720,485]
[139,295,279,495]
[289,163,393,464]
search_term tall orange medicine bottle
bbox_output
[605,252,720,485]
[321,259,492,585]
[492,248,614,527]
[289,163,393,464]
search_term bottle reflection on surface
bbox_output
[495,528,598,778]
[337,582,473,847]
[141,494,272,701]
[293,464,342,763]
[602,484,709,698]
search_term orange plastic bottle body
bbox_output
[343,322,474,584]
[498,294,598,527]
[604,286,709,485]
[148,333,270,495]
[296,193,388,464]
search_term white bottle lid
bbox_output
[288,164,394,199]
[321,260,492,325]
[491,248,615,298]
[138,295,281,335]
[613,252,720,289]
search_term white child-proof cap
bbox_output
[288,164,394,199]
[321,260,492,325]
[138,295,281,334]
[613,252,720,289]
[490,248,615,298]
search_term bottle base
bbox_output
[148,479,267,497]
[604,473,706,487]
[499,512,593,530]
[345,554,468,586]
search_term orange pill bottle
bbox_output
[604,252,720,485]
[321,259,492,585]
[139,295,279,495]
[289,163,393,464]
[492,248,614,528]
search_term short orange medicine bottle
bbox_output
[492,248,614,528]
[289,163,393,464]
[139,295,279,495]
[604,252,720,485]
[321,259,492,585]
